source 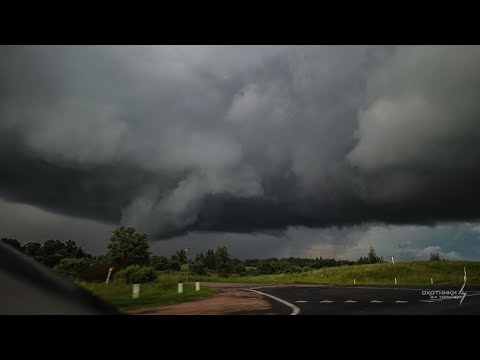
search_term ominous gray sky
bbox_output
[2,45,480,260]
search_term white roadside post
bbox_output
[195,281,200,291]
[391,256,395,265]
[395,277,397,285]
[105,267,113,284]
[178,282,183,294]
[132,283,140,299]
[353,278,356,285]
[431,277,433,285]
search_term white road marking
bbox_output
[245,289,300,315]
[395,300,408,303]
[419,300,434,303]
[370,300,383,303]
[320,300,334,303]
[295,300,308,303]
[345,300,358,303]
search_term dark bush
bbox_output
[233,265,246,276]
[284,266,303,274]
[1,238,21,250]
[81,260,113,282]
[115,265,158,284]
[218,263,234,277]
[53,258,95,280]
[257,261,276,275]
[150,255,169,271]
[246,268,259,276]
[189,260,207,275]
[166,260,181,271]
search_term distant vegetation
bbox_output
[2,237,92,268]
[3,229,471,289]
[193,260,480,286]
[3,229,477,311]
[1,231,388,282]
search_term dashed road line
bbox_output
[395,300,408,303]
[419,299,434,303]
[295,300,308,303]
[345,300,358,303]
[370,300,383,303]
[320,300,335,303]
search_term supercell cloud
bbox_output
[1,45,480,241]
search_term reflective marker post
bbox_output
[133,284,140,299]
[105,267,113,284]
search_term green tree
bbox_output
[233,264,246,276]
[22,242,42,258]
[257,260,276,275]
[1,238,21,250]
[188,260,207,275]
[53,258,95,280]
[115,265,158,284]
[29,239,91,268]
[214,246,231,271]
[150,255,169,271]
[214,246,233,277]
[38,239,67,267]
[367,246,378,263]
[366,246,384,264]
[106,226,151,269]
[64,240,91,259]
[195,251,205,262]
[430,252,440,261]
[203,249,216,270]
[175,249,188,265]
[356,256,367,265]
[166,259,181,271]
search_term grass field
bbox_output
[195,261,480,286]
[78,261,480,311]
[80,281,216,311]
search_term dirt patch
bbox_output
[125,282,319,315]
[126,287,273,315]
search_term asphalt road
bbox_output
[252,285,480,315]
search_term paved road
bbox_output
[252,285,480,315]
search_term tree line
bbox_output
[1,226,387,283]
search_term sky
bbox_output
[1,45,480,260]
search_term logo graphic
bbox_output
[421,267,467,305]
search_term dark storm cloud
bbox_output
[0,130,182,224]
[2,45,480,240]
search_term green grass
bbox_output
[78,261,480,312]
[79,280,216,311]
[194,261,480,286]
